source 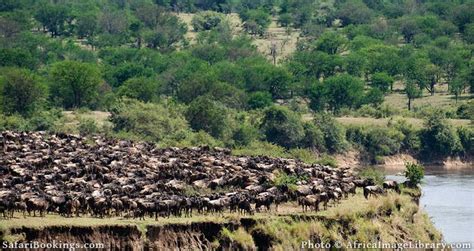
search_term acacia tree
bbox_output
[323,74,365,112]
[405,81,421,111]
[49,61,102,109]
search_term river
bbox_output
[386,168,474,245]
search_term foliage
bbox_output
[186,96,231,139]
[192,11,225,31]
[0,68,46,115]
[273,171,308,191]
[404,162,424,187]
[109,98,189,142]
[247,91,272,109]
[420,112,462,158]
[49,61,102,109]
[358,167,384,186]
[313,114,347,153]
[260,105,304,148]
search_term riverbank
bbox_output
[335,151,473,171]
[0,189,442,250]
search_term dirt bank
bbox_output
[335,151,473,170]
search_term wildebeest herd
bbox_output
[0,131,398,220]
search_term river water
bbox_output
[386,168,474,245]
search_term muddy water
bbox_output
[386,168,474,244]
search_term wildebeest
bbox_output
[383,180,400,194]
[363,186,385,199]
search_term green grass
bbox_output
[335,116,470,128]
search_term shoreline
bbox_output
[335,151,473,171]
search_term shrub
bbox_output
[420,113,463,158]
[232,123,259,146]
[404,162,424,187]
[359,167,385,185]
[457,126,473,156]
[260,106,305,148]
[247,91,272,109]
[186,96,230,139]
[109,98,189,142]
[273,171,308,191]
[191,11,225,31]
[0,68,47,116]
[78,118,99,135]
[313,113,347,153]
[301,122,326,152]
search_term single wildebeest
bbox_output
[383,180,400,194]
[363,185,385,199]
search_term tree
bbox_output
[405,81,421,111]
[313,113,347,153]
[336,0,373,26]
[76,12,98,39]
[363,88,384,107]
[260,105,305,148]
[49,61,102,109]
[371,72,394,93]
[315,31,347,55]
[1,68,46,115]
[247,91,272,109]
[35,3,70,37]
[186,96,229,139]
[449,77,466,103]
[117,77,160,102]
[420,113,462,157]
[323,74,365,112]
[404,162,424,187]
[109,98,189,142]
[241,9,271,36]
[191,11,225,31]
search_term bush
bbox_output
[457,126,473,156]
[109,98,189,142]
[78,118,99,135]
[420,113,463,158]
[247,91,272,109]
[404,162,424,187]
[301,122,326,152]
[358,167,384,185]
[313,114,347,153]
[273,171,308,191]
[233,123,259,146]
[260,106,305,148]
[186,96,231,139]
[0,68,47,116]
[191,11,225,31]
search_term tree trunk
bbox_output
[408,98,412,111]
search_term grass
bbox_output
[335,116,470,129]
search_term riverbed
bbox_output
[386,168,474,245]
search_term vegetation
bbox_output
[0,0,472,163]
[404,162,425,187]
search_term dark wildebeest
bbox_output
[383,180,400,194]
[26,197,49,217]
[298,195,321,212]
[363,185,385,199]
[255,192,274,212]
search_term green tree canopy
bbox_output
[49,61,102,109]
[0,68,46,115]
